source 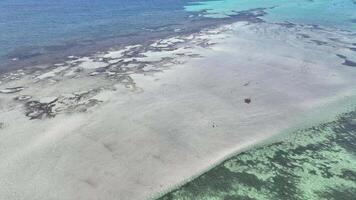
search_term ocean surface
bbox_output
[0,0,204,67]
[1,0,355,70]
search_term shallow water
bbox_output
[158,110,356,199]
[185,0,356,31]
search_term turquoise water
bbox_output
[185,0,356,31]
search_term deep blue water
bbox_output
[0,0,202,61]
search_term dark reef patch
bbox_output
[336,54,356,67]
[310,39,328,46]
[277,21,296,28]
[0,87,24,94]
[343,59,356,67]
[25,99,58,120]
[336,54,347,59]
[298,34,311,39]
[349,47,356,52]
[230,8,267,23]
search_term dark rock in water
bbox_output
[21,89,104,119]
[74,67,84,73]
[336,54,347,59]
[310,24,324,31]
[311,39,328,46]
[212,122,217,128]
[336,55,356,67]
[25,98,58,120]
[349,47,356,52]
[343,59,356,67]
[244,98,252,104]
[0,87,24,94]
[277,21,296,28]
[243,81,250,86]
[230,8,267,23]
[95,67,107,73]
[299,34,311,39]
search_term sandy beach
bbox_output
[1,21,356,200]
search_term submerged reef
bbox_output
[158,110,356,200]
[0,30,216,120]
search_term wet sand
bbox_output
[0,21,356,200]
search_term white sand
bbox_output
[0,22,356,200]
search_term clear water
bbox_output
[185,0,356,31]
